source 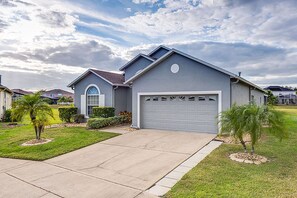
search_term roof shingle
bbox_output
[90,69,125,85]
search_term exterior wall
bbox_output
[114,87,128,115]
[126,87,132,112]
[124,57,153,81]
[131,53,231,127]
[271,90,296,96]
[232,81,264,106]
[0,90,12,120]
[12,93,24,101]
[251,89,265,105]
[73,73,113,114]
[231,81,250,105]
[150,48,169,59]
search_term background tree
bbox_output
[220,103,287,154]
[266,90,277,105]
[12,92,53,140]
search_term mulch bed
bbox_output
[45,123,87,129]
[229,152,268,165]
[21,139,52,146]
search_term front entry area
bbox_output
[140,94,219,134]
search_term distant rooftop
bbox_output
[12,89,33,95]
[265,86,295,92]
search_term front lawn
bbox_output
[0,105,119,160]
[165,106,297,198]
[0,124,118,161]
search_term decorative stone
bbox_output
[21,139,52,146]
[244,160,253,164]
[229,152,268,165]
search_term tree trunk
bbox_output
[38,125,43,140]
[34,125,38,140]
[251,144,255,155]
[239,138,247,153]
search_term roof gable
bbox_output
[119,54,154,71]
[124,48,264,92]
[147,45,171,57]
[68,69,127,87]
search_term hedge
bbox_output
[58,107,78,123]
[87,116,126,129]
[72,114,85,123]
[92,107,115,118]
[2,109,13,122]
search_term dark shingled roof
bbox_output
[265,86,295,92]
[90,69,125,85]
[12,89,33,95]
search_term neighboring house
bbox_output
[265,86,297,105]
[41,89,74,104]
[12,89,33,101]
[0,76,13,120]
[68,45,265,134]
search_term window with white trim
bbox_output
[86,86,99,116]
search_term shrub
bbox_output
[87,116,125,129]
[119,111,132,123]
[73,114,85,123]
[92,107,115,118]
[58,107,78,123]
[2,109,13,122]
[220,103,287,154]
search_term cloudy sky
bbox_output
[0,0,296,91]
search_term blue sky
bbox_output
[0,0,296,90]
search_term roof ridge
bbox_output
[90,68,123,75]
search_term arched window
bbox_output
[86,86,99,116]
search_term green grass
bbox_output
[165,106,297,198]
[0,105,119,161]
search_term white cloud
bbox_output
[132,0,159,4]
[0,0,296,90]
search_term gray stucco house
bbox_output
[68,45,264,134]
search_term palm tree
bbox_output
[12,92,53,140]
[219,103,287,154]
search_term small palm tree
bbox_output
[220,103,287,154]
[12,92,53,140]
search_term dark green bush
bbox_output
[87,116,125,129]
[58,107,78,123]
[73,114,85,123]
[2,109,13,122]
[92,107,115,118]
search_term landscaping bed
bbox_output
[165,106,297,197]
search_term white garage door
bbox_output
[140,95,218,133]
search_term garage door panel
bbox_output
[140,94,218,133]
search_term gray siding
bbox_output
[251,89,264,105]
[150,48,169,59]
[126,87,132,112]
[231,81,264,106]
[231,82,250,105]
[114,87,128,115]
[131,53,231,127]
[74,73,113,113]
[124,57,153,81]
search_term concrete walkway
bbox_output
[0,129,217,198]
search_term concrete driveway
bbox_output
[0,129,215,198]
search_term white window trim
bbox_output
[137,91,222,133]
[85,84,101,117]
[85,84,101,95]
